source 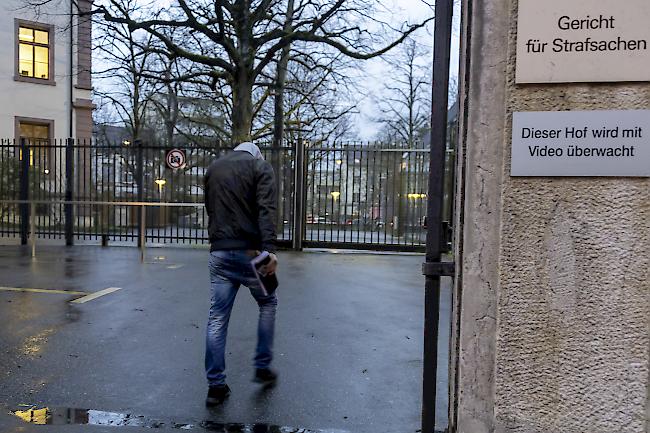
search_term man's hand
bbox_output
[263,253,278,275]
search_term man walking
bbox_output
[203,142,279,406]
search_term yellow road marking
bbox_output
[71,287,122,304]
[14,407,48,425]
[0,287,87,296]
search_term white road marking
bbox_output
[70,287,122,304]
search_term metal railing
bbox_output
[303,143,433,251]
[0,199,208,261]
[0,139,295,246]
[0,139,455,252]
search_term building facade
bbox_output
[0,0,93,142]
[450,0,649,432]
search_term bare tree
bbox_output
[284,58,356,142]
[375,38,431,146]
[147,54,182,147]
[254,48,355,141]
[92,2,158,142]
[26,0,433,143]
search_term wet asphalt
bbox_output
[0,245,451,433]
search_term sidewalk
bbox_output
[0,246,451,433]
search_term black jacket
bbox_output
[204,151,277,253]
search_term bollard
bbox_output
[30,202,36,258]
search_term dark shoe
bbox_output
[206,384,230,406]
[253,368,278,385]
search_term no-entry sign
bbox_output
[166,149,186,170]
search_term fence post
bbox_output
[65,138,75,245]
[140,205,146,263]
[135,139,144,247]
[19,138,29,245]
[292,138,306,251]
[30,202,36,258]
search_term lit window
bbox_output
[18,121,51,169]
[18,26,50,80]
[20,122,50,141]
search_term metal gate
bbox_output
[0,137,455,252]
[300,141,435,251]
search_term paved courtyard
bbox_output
[0,245,451,433]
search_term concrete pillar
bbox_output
[451,1,649,432]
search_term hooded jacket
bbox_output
[204,143,277,253]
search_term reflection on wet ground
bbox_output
[1,246,437,432]
[12,406,348,432]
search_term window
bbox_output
[16,119,53,171]
[19,122,50,141]
[15,20,54,84]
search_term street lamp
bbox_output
[330,191,341,225]
[155,178,167,196]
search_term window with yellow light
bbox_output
[18,25,50,80]
[18,121,52,170]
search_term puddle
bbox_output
[20,329,55,357]
[12,406,347,432]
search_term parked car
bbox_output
[345,217,360,225]
[306,215,326,224]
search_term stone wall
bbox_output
[453,0,649,432]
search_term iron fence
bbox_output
[303,142,432,251]
[0,138,453,252]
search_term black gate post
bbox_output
[135,139,144,247]
[65,138,75,245]
[292,138,306,251]
[19,138,30,245]
[421,0,455,432]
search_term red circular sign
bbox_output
[166,149,186,169]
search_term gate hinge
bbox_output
[422,261,455,277]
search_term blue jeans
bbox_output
[206,250,278,386]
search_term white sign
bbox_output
[516,0,650,83]
[511,110,650,177]
[166,149,186,170]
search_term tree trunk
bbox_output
[164,69,179,147]
[271,0,294,233]
[231,1,255,145]
[272,0,294,148]
[231,69,254,144]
